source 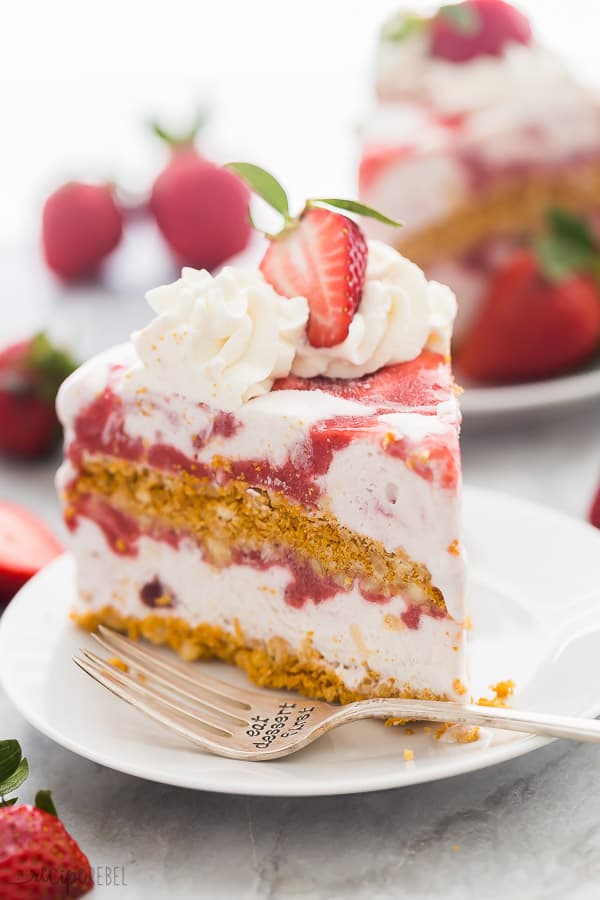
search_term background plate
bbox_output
[1,485,600,797]
[459,359,600,423]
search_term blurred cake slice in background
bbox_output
[359,0,600,376]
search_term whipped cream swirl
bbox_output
[292,241,455,379]
[132,267,308,410]
[377,36,570,116]
[132,241,455,408]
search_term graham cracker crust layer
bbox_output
[397,159,600,267]
[67,455,446,609]
[74,606,450,704]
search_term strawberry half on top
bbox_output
[226,164,401,348]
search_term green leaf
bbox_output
[536,208,599,283]
[0,758,29,796]
[382,12,428,42]
[308,199,403,227]
[438,4,479,34]
[0,796,18,807]
[225,163,290,220]
[536,236,594,283]
[35,789,58,818]
[28,332,78,403]
[548,207,597,253]
[0,740,22,783]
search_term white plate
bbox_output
[1,486,600,797]
[460,359,600,422]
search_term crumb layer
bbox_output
[74,606,450,704]
[66,455,447,609]
[396,159,600,266]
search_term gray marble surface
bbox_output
[1,250,600,898]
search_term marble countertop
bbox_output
[1,252,600,898]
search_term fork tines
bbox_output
[73,626,254,753]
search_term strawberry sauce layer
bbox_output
[274,350,452,412]
[67,495,446,626]
[68,350,459,508]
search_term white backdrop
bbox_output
[3,0,598,245]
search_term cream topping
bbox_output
[130,242,455,409]
[132,267,308,411]
[292,241,454,378]
[377,33,571,116]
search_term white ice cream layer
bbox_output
[56,341,464,619]
[71,519,468,699]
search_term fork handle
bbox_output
[332,698,600,742]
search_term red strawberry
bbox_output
[430,0,532,63]
[458,250,600,383]
[149,117,251,269]
[590,482,600,529]
[0,334,77,458]
[42,183,123,280]
[260,207,368,347]
[225,163,400,348]
[0,804,93,898]
[0,501,63,603]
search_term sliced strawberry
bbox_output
[0,501,63,603]
[260,207,368,348]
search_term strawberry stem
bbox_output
[150,110,208,151]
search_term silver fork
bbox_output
[73,626,600,761]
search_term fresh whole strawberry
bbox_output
[149,119,251,270]
[0,739,93,898]
[0,333,77,459]
[590,481,600,529]
[227,163,400,347]
[430,0,532,63]
[458,210,600,384]
[42,182,123,280]
[0,501,63,603]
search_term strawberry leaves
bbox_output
[225,163,402,232]
[437,4,480,34]
[0,739,29,807]
[150,110,208,150]
[307,199,402,226]
[536,208,600,285]
[0,739,60,817]
[28,332,78,403]
[382,12,429,42]
[35,789,58,818]
[226,163,291,221]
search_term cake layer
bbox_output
[72,518,468,702]
[381,158,600,268]
[65,456,447,609]
[57,345,465,620]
